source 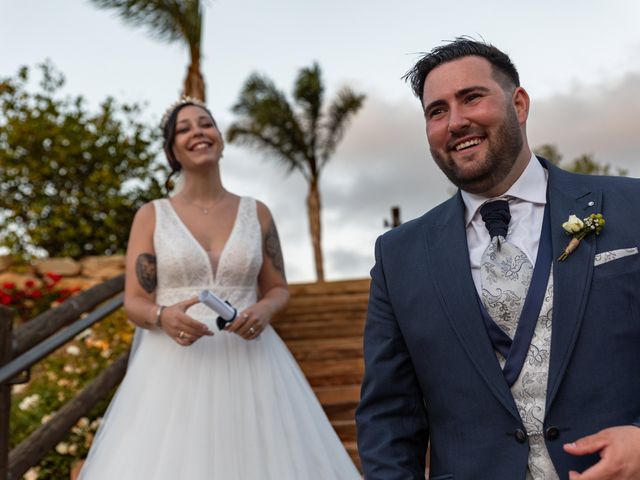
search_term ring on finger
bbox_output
[178,330,185,339]
[243,313,249,319]
[248,326,256,335]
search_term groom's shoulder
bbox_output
[551,166,640,206]
[550,161,640,191]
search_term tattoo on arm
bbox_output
[135,253,157,294]
[264,220,286,280]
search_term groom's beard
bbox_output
[430,104,524,195]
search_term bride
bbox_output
[78,98,360,479]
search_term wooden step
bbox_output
[299,358,364,387]
[276,325,365,341]
[275,318,365,336]
[285,292,370,309]
[286,337,362,361]
[288,279,370,296]
[343,441,362,471]
[275,309,368,322]
[317,385,360,421]
[332,419,357,443]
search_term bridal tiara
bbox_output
[160,96,207,129]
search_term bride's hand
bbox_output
[159,297,214,346]
[226,302,272,340]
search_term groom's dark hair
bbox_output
[404,37,520,104]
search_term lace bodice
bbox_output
[152,197,263,317]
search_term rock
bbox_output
[80,255,126,280]
[33,258,82,277]
[0,272,40,290]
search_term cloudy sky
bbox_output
[3,0,640,282]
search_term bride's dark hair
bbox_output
[161,100,217,192]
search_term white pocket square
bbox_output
[594,247,638,267]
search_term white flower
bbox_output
[562,214,584,234]
[24,467,39,480]
[74,328,93,341]
[63,365,74,373]
[66,345,81,356]
[77,417,90,429]
[90,418,102,431]
[18,394,40,411]
[68,443,78,456]
[55,442,69,455]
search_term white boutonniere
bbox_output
[558,213,605,261]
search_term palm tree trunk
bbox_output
[184,46,205,101]
[306,177,324,282]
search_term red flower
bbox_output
[29,290,43,299]
[45,272,63,282]
[0,295,12,305]
[25,279,36,288]
[2,282,16,290]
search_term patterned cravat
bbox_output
[479,199,533,339]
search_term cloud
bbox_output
[528,72,640,176]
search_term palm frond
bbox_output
[227,125,309,180]
[89,0,202,47]
[319,87,365,167]
[293,63,323,153]
[228,73,311,178]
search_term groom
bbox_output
[356,38,640,479]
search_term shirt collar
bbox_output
[461,154,548,226]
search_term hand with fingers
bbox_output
[564,425,640,479]
[225,301,273,341]
[158,297,214,346]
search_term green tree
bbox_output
[533,143,628,176]
[228,63,365,281]
[90,0,206,101]
[0,62,165,259]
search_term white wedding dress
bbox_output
[79,197,360,479]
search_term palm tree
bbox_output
[90,0,206,101]
[228,63,365,281]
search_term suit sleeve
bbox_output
[356,235,429,479]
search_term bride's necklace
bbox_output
[180,193,225,215]
[186,200,215,215]
[190,203,212,215]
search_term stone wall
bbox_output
[0,254,125,290]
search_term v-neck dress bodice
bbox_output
[78,196,360,480]
[154,196,263,317]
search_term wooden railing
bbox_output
[0,275,126,480]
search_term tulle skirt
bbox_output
[78,323,360,479]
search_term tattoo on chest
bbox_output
[136,253,157,293]
[265,220,286,280]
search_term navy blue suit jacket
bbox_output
[356,159,640,479]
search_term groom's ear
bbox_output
[512,87,530,125]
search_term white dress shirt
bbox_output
[461,155,549,297]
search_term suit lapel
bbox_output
[424,193,520,420]
[545,163,600,410]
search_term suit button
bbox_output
[514,428,527,443]
[546,426,560,441]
